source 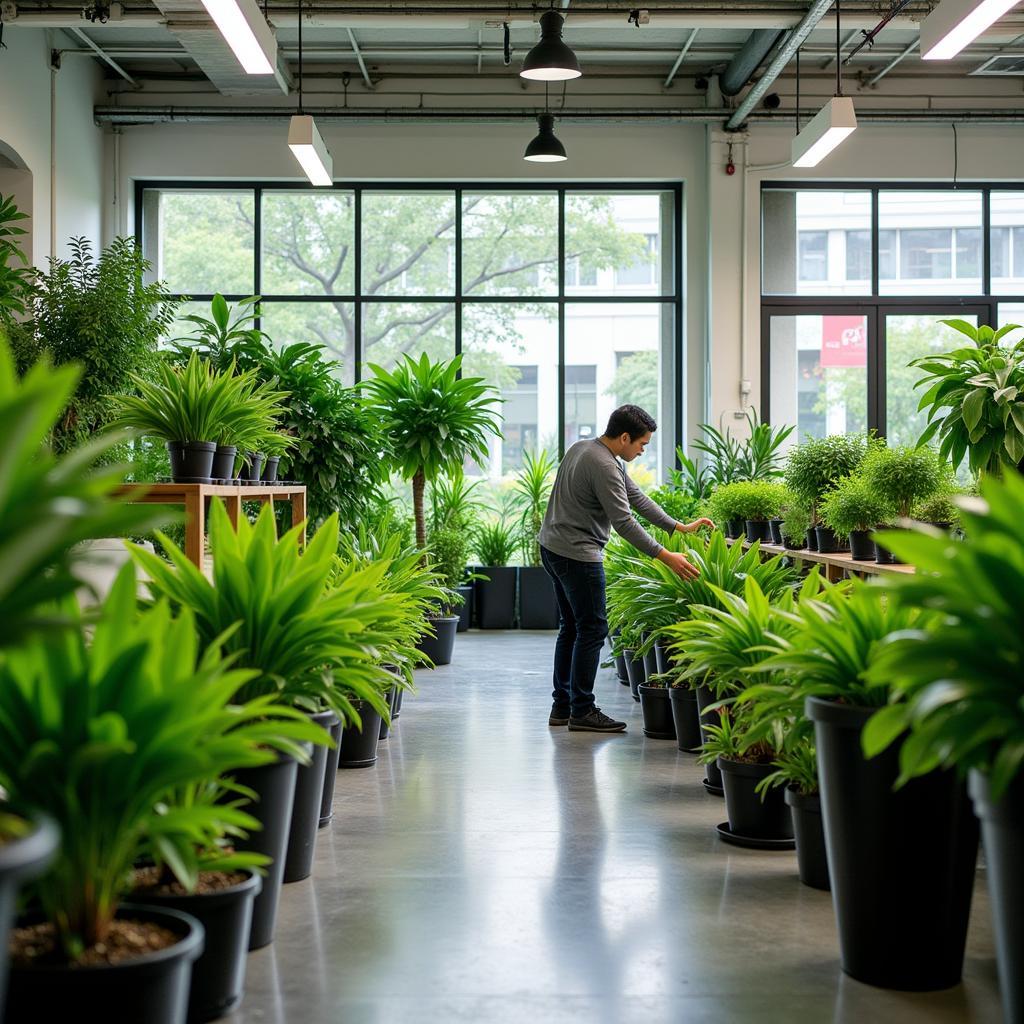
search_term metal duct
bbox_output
[719,28,783,96]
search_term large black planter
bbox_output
[614,652,629,686]
[136,872,261,1023]
[725,519,742,540]
[653,639,671,677]
[416,615,458,666]
[233,754,300,950]
[638,684,676,740]
[0,816,58,1017]
[167,441,216,483]
[745,519,772,543]
[211,445,237,481]
[695,684,724,794]
[785,787,830,891]
[808,696,978,990]
[476,567,517,629]
[669,686,701,752]
[284,709,336,883]
[769,519,784,545]
[338,700,383,769]
[806,527,819,551]
[623,648,645,701]
[815,524,849,553]
[7,904,203,1024]
[642,642,659,681]
[455,585,474,632]
[319,715,344,828]
[718,758,794,842]
[970,770,1023,1024]
[518,566,560,629]
[393,684,405,720]
[849,529,874,561]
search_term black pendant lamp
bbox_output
[524,112,567,163]
[520,10,581,81]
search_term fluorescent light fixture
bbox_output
[921,0,1020,60]
[288,114,333,186]
[791,96,857,168]
[199,0,277,75]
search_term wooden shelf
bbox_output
[729,537,914,582]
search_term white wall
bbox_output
[0,28,105,265]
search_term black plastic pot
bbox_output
[638,684,676,740]
[455,585,474,632]
[237,452,265,483]
[393,685,405,720]
[849,529,874,561]
[623,648,645,701]
[784,535,807,550]
[260,456,280,483]
[379,686,400,740]
[211,445,237,481]
[232,754,300,950]
[969,770,1023,1024]
[725,519,742,540]
[319,715,345,828]
[874,539,896,564]
[338,700,383,769]
[806,527,819,552]
[7,904,204,1024]
[642,642,659,681]
[167,441,216,483]
[284,709,336,884]
[808,696,978,990]
[695,684,723,793]
[745,519,772,543]
[136,872,261,1023]
[416,615,458,666]
[815,524,849,553]
[769,519,784,544]
[653,639,670,677]
[718,759,794,840]
[518,566,560,629]
[0,816,58,1016]
[785,787,830,891]
[476,567,518,629]
[669,686,702,752]
[614,652,629,685]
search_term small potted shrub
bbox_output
[514,449,560,630]
[425,523,470,658]
[429,471,485,630]
[728,480,789,543]
[817,474,895,561]
[706,482,747,539]
[780,498,811,551]
[911,489,962,532]
[474,517,520,630]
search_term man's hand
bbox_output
[656,548,701,580]
[676,517,716,534]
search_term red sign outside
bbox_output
[821,315,867,368]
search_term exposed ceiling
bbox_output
[6,1,1024,126]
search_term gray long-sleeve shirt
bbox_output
[538,439,678,562]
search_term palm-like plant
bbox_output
[130,501,397,727]
[361,354,502,551]
[0,568,322,959]
[0,335,167,646]
[512,448,558,567]
[475,517,519,567]
[172,294,271,371]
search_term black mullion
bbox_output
[673,182,684,467]
[253,187,262,331]
[760,306,772,423]
[870,187,880,297]
[870,304,884,438]
[558,189,566,460]
[354,188,363,381]
[455,187,463,369]
[983,186,991,299]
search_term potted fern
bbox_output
[513,449,560,629]
[475,515,520,630]
[817,474,895,561]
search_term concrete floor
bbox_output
[228,631,1002,1024]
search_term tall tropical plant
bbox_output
[0,193,36,321]
[513,448,558,566]
[361,353,502,551]
[172,293,270,368]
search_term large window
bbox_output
[139,184,681,479]
[761,185,1024,445]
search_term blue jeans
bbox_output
[540,545,609,718]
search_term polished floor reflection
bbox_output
[227,631,1001,1024]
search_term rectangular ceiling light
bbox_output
[921,0,1020,60]
[288,114,334,186]
[199,0,277,74]
[791,96,858,168]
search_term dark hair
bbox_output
[604,404,657,441]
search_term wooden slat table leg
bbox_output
[224,492,242,530]
[291,489,307,550]
[184,488,206,568]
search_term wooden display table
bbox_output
[732,537,915,582]
[115,482,307,567]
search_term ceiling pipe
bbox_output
[719,28,784,96]
[865,39,919,86]
[663,28,699,87]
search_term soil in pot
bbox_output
[455,585,474,633]
[232,754,300,950]
[718,758,794,842]
[519,566,560,630]
[745,519,772,543]
[476,567,517,629]
[669,686,701,752]
[969,771,1024,1024]
[7,904,204,1024]
[623,649,645,702]
[849,530,875,561]
[319,714,345,828]
[785,787,830,891]
[416,615,458,666]
[133,869,261,1023]
[211,445,237,482]
[638,683,677,740]
[769,519,784,545]
[283,709,336,884]
[815,524,849,554]
[808,696,979,991]
[338,700,383,769]
[806,527,819,552]
[167,441,216,483]
[695,684,724,794]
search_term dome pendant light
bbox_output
[520,10,582,81]
[287,0,333,186]
[524,112,567,163]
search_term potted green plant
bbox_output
[911,489,963,531]
[427,524,470,653]
[705,482,748,539]
[784,434,871,552]
[514,449,561,630]
[474,516,520,630]
[0,194,37,325]
[863,477,1024,1023]
[721,480,789,543]
[761,582,977,991]
[428,470,485,631]
[912,318,1024,478]
[817,473,896,561]
[780,497,811,551]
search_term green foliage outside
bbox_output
[606,350,658,413]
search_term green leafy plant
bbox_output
[912,319,1024,478]
[172,293,270,367]
[690,409,794,486]
[361,353,502,552]
[860,443,944,520]
[475,517,518,567]
[784,433,872,522]
[715,480,789,522]
[705,482,749,524]
[641,484,700,526]
[818,474,896,536]
[429,469,485,535]
[513,448,558,567]
[0,193,36,321]
[863,474,1024,797]
[0,568,322,959]
[668,446,714,500]
[428,525,470,596]
[781,498,812,543]
[911,490,962,528]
